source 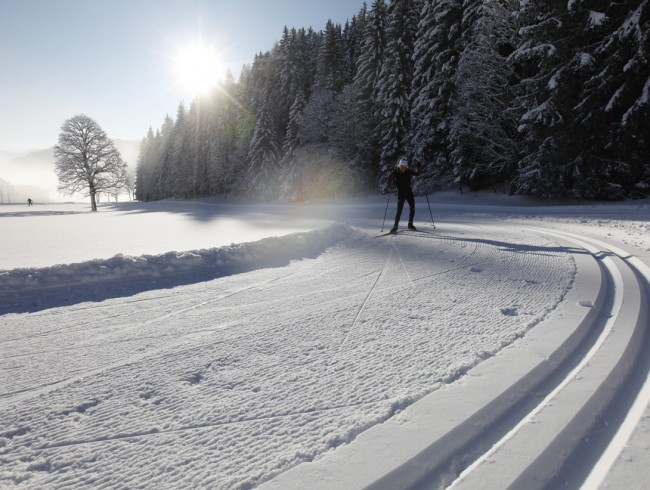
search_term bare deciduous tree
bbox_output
[54,114,127,211]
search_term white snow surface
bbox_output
[1,193,650,489]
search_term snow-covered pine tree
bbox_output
[277,28,312,201]
[280,93,307,201]
[327,7,374,180]
[169,102,194,198]
[235,64,256,154]
[448,0,519,193]
[222,72,245,197]
[316,6,375,174]
[375,0,421,189]
[409,0,463,188]
[150,127,166,199]
[571,0,650,198]
[247,88,283,200]
[227,65,256,197]
[351,0,388,179]
[409,0,438,177]
[315,20,346,93]
[135,127,155,201]
[511,1,586,197]
[356,0,388,99]
[343,6,367,85]
[138,123,160,200]
[199,74,238,197]
[157,106,186,199]
[243,51,284,199]
[201,92,222,196]
[137,126,168,201]
[185,98,206,198]
[328,83,373,191]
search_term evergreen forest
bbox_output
[135,0,650,202]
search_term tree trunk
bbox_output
[90,191,97,211]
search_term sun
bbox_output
[172,41,223,96]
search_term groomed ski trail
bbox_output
[2,221,576,489]
[260,223,650,490]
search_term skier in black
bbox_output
[388,158,420,234]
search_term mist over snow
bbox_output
[0,140,140,203]
[1,194,650,489]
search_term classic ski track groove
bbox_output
[260,225,650,490]
[1,251,353,344]
[330,230,482,364]
[1,246,364,339]
[1,231,490,404]
[331,247,394,363]
[1,258,327,341]
[1,261,334,403]
[391,240,413,284]
[408,227,649,488]
[3,228,489,448]
[446,227,640,488]
[390,226,649,489]
[1,240,422,402]
[0,268,385,363]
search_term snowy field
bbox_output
[1,193,650,489]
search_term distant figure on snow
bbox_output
[27,198,33,206]
[388,158,420,234]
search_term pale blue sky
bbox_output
[0,0,367,152]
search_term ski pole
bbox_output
[381,192,391,232]
[425,193,435,229]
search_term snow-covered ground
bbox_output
[1,193,650,489]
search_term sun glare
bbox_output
[172,41,223,96]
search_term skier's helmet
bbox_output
[398,158,407,168]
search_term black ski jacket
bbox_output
[389,168,420,193]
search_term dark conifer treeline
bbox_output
[136,0,649,202]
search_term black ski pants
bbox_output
[393,189,415,228]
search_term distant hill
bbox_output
[0,150,19,162]
[8,147,55,169]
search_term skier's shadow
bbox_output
[399,231,593,257]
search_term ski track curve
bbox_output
[447,228,650,489]
[5,221,646,489]
[259,224,650,490]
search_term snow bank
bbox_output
[0,223,352,296]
